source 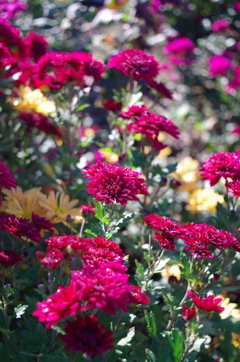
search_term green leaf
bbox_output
[0,327,14,335]
[14,304,28,319]
[145,349,157,362]
[117,327,135,346]
[135,260,146,286]
[93,200,103,220]
[4,284,14,298]
[144,310,157,337]
[84,229,98,237]
[153,258,170,274]
[165,329,184,362]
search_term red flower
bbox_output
[0,162,16,190]
[144,214,181,236]
[60,314,114,356]
[120,105,179,150]
[212,19,230,32]
[0,42,14,70]
[129,285,150,305]
[187,291,224,312]
[45,234,85,252]
[200,151,240,186]
[146,80,173,100]
[103,99,123,112]
[108,49,159,81]
[0,249,23,268]
[0,213,41,243]
[0,19,25,59]
[83,161,149,205]
[226,180,240,197]
[36,247,63,270]
[81,236,124,266]
[182,305,196,320]
[80,204,96,216]
[19,113,62,137]
[24,32,49,62]
[72,262,132,314]
[154,232,176,251]
[31,213,54,232]
[33,281,84,328]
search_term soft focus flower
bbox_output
[0,213,42,243]
[226,180,240,197]
[188,291,225,312]
[1,187,47,219]
[0,249,23,267]
[31,213,54,233]
[0,0,27,20]
[83,161,149,205]
[171,157,200,191]
[129,285,150,305]
[182,305,196,320]
[7,86,56,115]
[212,19,230,32]
[108,49,159,81]
[33,281,84,328]
[200,151,240,186]
[209,56,232,77]
[72,262,133,314]
[36,247,64,270]
[146,80,173,100]
[0,163,16,205]
[19,112,62,137]
[99,150,119,164]
[0,18,24,56]
[234,2,240,12]
[103,99,123,112]
[163,38,195,56]
[217,295,239,320]
[24,32,48,62]
[60,314,114,356]
[186,188,224,213]
[39,191,83,226]
[0,42,14,70]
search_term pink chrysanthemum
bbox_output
[108,49,159,81]
[226,180,240,197]
[0,0,27,20]
[0,213,41,243]
[45,234,86,253]
[60,314,114,356]
[83,161,149,205]
[33,281,84,328]
[212,19,230,32]
[19,113,62,137]
[200,151,240,186]
[36,247,64,270]
[144,214,181,236]
[129,285,150,305]
[209,55,232,77]
[0,249,23,268]
[79,204,96,216]
[31,213,54,233]
[0,42,14,69]
[72,262,132,315]
[154,232,176,251]
[182,305,196,321]
[187,291,224,312]
[163,37,195,56]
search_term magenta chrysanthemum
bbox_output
[60,314,114,356]
[226,180,240,197]
[144,214,181,236]
[36,247,64,270]
[31,213,54,233]
[0,162,16,190]
[79,204,96,216]
[72,262,132,314]
[212,19,230,33]
[0,249,23,267]
[209,55,232,77]
[129,285,150,305]
[24,32,48,62]
[200,151,240,186]
[187,291,224,312]
[33,281,84,328]
[83,161,149,205]
[154,232,176,251]
[182,305,196,320]
[108,49,159,81]
[19,113,62,137]
[163,38,195,56]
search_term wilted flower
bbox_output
[60,314,114,356]
[108,49,159,81]
[83,161,149,205]
[188,291,225,312]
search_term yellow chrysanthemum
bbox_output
[161,264,181,281]
[7,85,56,115]
[217,295,240,321]
[1,187,47,218]
[171,157,200,191]
[39,191,83,226]
[186,188,224,213]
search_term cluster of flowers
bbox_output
[34,234,150,356]
[201,150,240,197]
[144,213,240,258]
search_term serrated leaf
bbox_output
[145,349,156,362]
[165,329,184,362]
[93,200,103,220]
[144,310,157,337]
[4,284,14,297]
[117,327,135,346]
[14,304,28,319]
